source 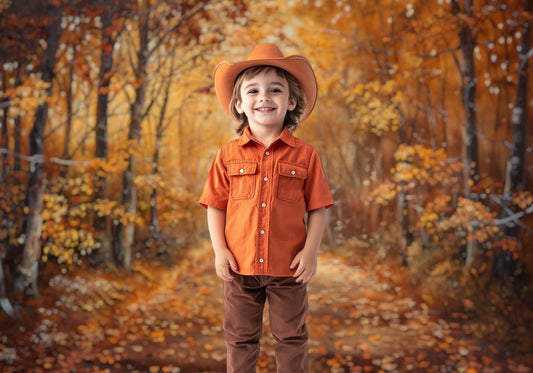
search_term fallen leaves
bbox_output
[367,334,380,342]
[1,242,532,373]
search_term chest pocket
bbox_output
[227,162,257,199]
[278,162,307,202]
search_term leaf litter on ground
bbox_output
[0,239,532,372]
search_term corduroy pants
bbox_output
[222,272,309,373]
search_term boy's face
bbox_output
[235,69,296,132]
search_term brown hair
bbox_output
[229,66,307,136]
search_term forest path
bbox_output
[1,241,532,372]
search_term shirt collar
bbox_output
[238,126,296,148]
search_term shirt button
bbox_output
[264,176,269,182]
[261,202,266,208]
[259,258,264,263]
[265,151,270,156]
[260,229,265,235]
[239,168,244,173]
[291,170,296,175]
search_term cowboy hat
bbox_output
[213,43,317,122]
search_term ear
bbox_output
[235,100,244,114]
[288,97,297,111]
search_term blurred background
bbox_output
[0,0,532,372]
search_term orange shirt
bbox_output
[199,127,334,276]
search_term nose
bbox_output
[258,90,271,101]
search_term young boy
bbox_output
[199,43,334,373]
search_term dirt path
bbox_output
[1,242,532,372]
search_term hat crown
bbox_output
[247,43,285,61]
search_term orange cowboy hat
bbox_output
[213,43,317,122]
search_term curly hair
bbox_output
[229,66,307,136]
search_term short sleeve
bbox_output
[199,148,229,210]
[304,148,334,211]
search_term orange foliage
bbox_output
[512,190,533,211]
[415,192,505,254]
[493,237,519,259]
[392,144,463,190]
[417,196,453,235]
[439,197,500,245]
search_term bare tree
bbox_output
[14,0,64,295]
[451,0,480,196]
[94,0,119,262]
[496,0,532,280]
[113,0,208,271]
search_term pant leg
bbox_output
[266,276,309,373]
[223,274,266,373]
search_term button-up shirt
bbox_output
[199,127,334,276]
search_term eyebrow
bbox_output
[242,80,287,91]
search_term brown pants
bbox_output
[223,273,309,373]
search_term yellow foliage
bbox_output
[417,195,454,232]
[40,154,147,264]
[343,80,402,136]
[6,75,51,115]
[392,144,462,189]
[367,183,398,207]
[41,189,98,264]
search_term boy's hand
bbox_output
[290,250,317,283]
[291,207,325,283]
[214,248,238,281]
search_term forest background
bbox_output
[0,0,533,372]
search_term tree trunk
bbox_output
[95,0,115,171]
[496,0,532,281]
[148,88,171,244]
[14,2,62,296]
[465,238,477,268]
[1,67,8,180]
[0,248,17,318]
[13,65,22,173]
[95,0,116,258]
[149,124,162,244]
[15,168,45,296]
[506,0,531,194]
[147,42,180,244]
[397,121,413,264]
[452,0,480,196]
[398,184,412,265]
[114,0,149,271]
[60,49,75,178]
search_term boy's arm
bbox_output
[290,207,327,283]
[207,206,238,281]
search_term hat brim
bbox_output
[214,55,317,122]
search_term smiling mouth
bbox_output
[255,107,276,112]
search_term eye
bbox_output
[270,88,282,93]
[246,89,258,94]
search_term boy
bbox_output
[199,43,334,373]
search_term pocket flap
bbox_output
[278,162,307,179]
[227,163,257,176]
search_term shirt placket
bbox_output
[256,146,273,274]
